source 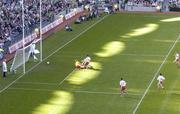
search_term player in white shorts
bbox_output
[119,78,127,95]
[173,52,179,66]
[157,73,165,89]
[30,41,38,62]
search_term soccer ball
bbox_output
[46,61,50,64]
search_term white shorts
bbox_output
[158,81,163,85]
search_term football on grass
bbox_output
[46,61,50,64]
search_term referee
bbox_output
[2,59,7,78]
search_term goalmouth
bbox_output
[10,43,32,73]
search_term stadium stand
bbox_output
[120,0,180,12]
[0,0,96,64]
[169,0,180,11]
[0,0,77,54]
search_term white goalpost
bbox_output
[10,0,42,74]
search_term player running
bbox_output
[119,78,127,95]
[157,73,165,89]
[173,52,179,67]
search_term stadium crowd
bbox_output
[126,0,180,8]
[0,0,75,46]
[169,0,180,8]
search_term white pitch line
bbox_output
[9,87,141,96]
[0,15,108,94]
[9,87,54,92]
[72,90,142,96]
[119,53,164,57]
[132,34,180,114]
[58,69,75,86]
[16,81,58,86]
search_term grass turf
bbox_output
[0,13,180,114]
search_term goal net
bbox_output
[10,44,32,72]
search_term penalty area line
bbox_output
[58,69,75,86]
[9,87,141,96]
[9,87,54,92]
[71,90,142,96]
[0,15,109,94]
[15,81,58,86]
[132,34,180,114]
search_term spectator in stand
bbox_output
[169,0,180,9]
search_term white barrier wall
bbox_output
[125,5,157,12]
[65,7,84,20]
[42,17,64,34]
[9,7,84,54]
[9,33,38,54]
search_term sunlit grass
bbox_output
[121,24,158,38]
[0,13,180,114]
[160,17,180,22]
[95,41,125,57]
[67,62,102,85]
[32,91,73,114]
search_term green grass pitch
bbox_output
[0,13,180,114]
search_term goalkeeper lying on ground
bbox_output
[75,59,93,69]
[75,60,84,69]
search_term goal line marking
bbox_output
[15,81,58,86]
[9,87,141,96]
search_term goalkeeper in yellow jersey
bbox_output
[75,60,84,69]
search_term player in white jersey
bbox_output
[173,53,179,66]
[2,59,7,78]
[157,73,165,89]
[82,55,91,68]
[119,78,127,95]
[30,41,38,61]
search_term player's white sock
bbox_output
[33,55,38,61]
[161,85,164,88]
[159,84,164,89]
